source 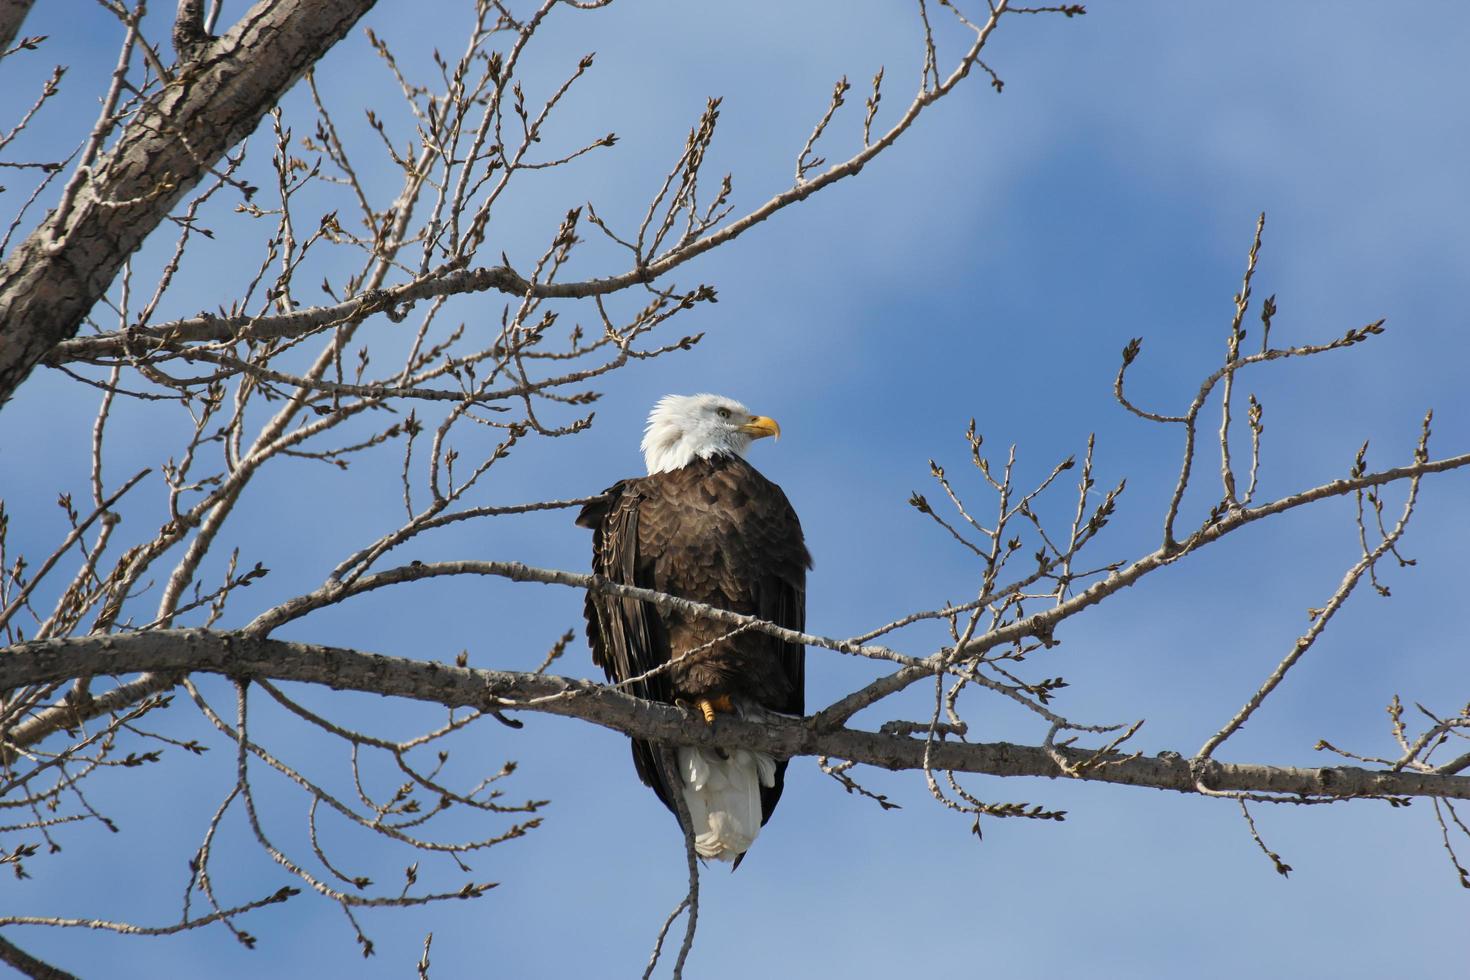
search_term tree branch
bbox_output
[0,931,77,980]
[5,630,1469,802]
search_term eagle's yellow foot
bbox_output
[694,694,735,725]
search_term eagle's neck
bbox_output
[641,429,746,475]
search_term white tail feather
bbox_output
[676,746,776,862]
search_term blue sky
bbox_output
[3,2,1469,977]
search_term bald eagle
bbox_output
[577,394,809,865]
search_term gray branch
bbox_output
[6,629,1469,802]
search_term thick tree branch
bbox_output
[0,0,378,404]
[0,931,77,980]
[5,630,1469,802]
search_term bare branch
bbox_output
[1194,412,1432,766]
[5,630,1470,802]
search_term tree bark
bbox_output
[0,0,36,54]
[0,0,377,405]
[0,932,77,980]
[7,629,1469,802]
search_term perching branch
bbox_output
[5,630,1470,802]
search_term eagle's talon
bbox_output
[693,695,735,725]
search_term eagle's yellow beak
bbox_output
[740,415,781,440]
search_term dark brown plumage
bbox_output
[577,452,809,856]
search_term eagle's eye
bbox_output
[716,407,731,419]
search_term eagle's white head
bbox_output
[641,393,781,475]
